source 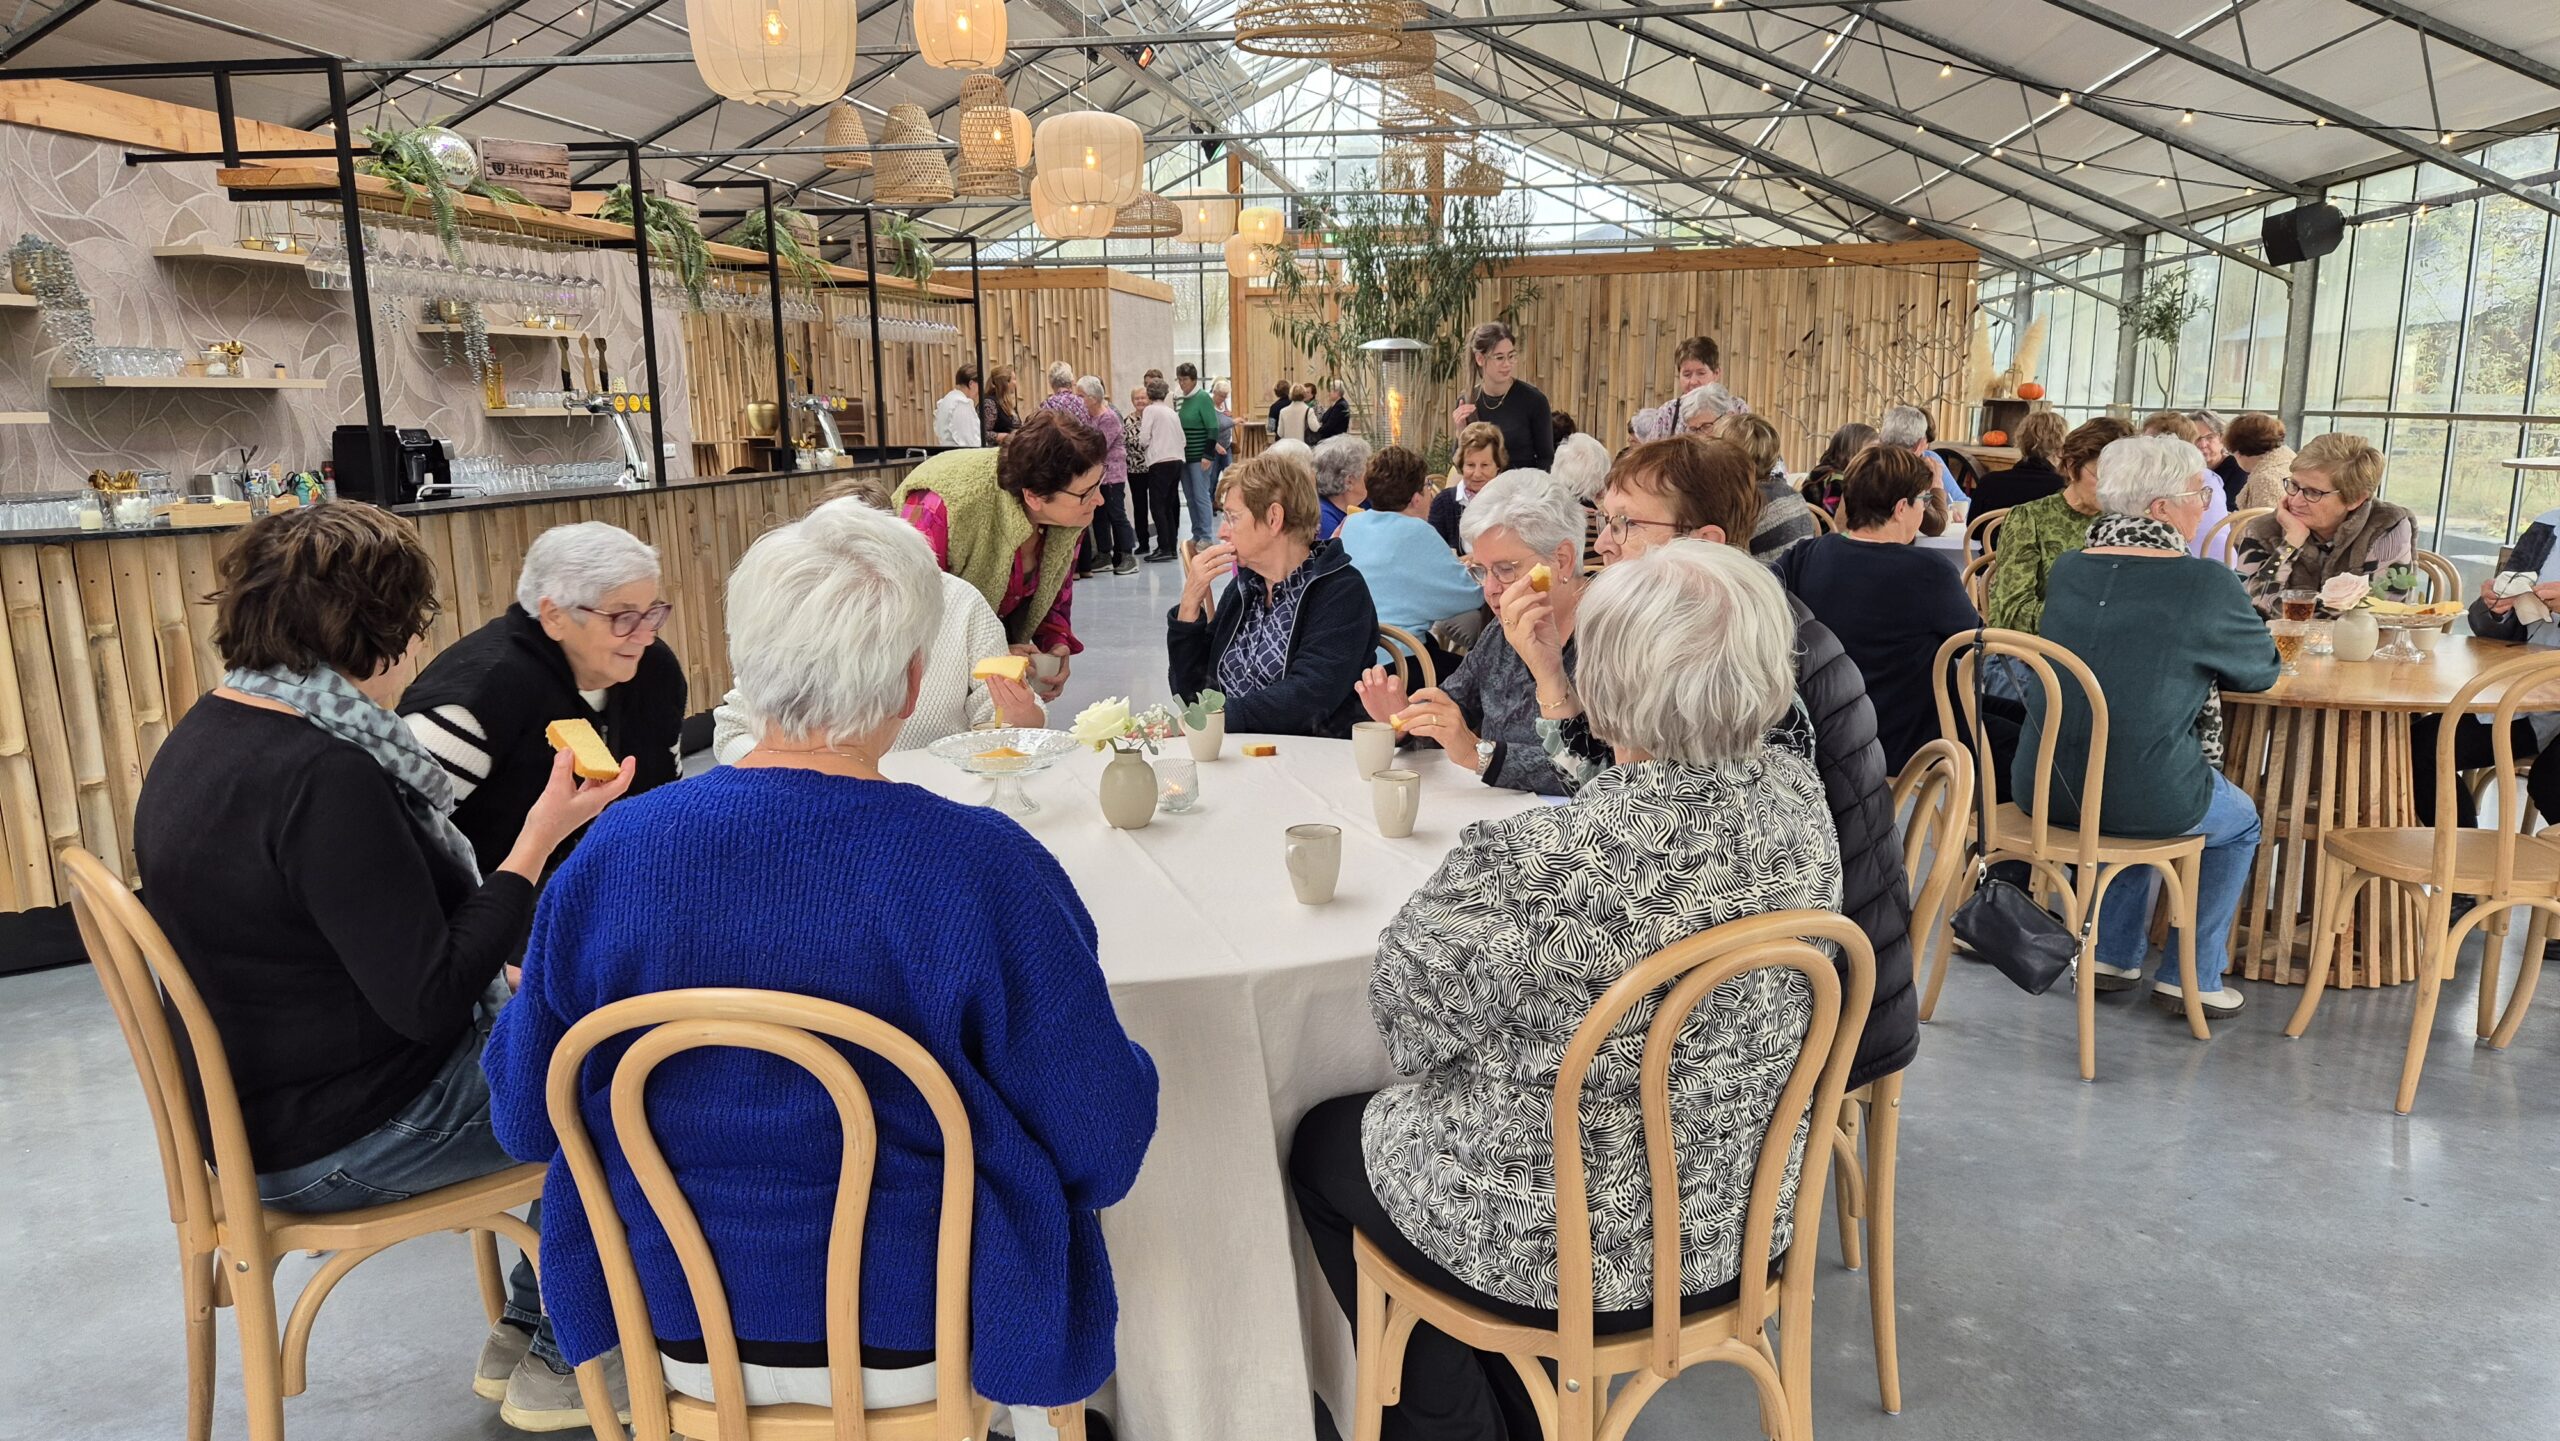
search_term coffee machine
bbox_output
[331,425,452,505]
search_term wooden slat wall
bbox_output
[977,285,1114,402]
[0,466,901,912]
[1238,250,1980,467]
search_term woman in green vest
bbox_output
[894,408,1109,702]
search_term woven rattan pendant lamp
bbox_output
[1223,234,1273,278]
[1033,111,1144,207]
[954,74,1021,196]
[688,0,861,106]
[1109,192,1184,240]
[1235,0,1400,60]
[1175,193,1238,243]
[1385,83,1476,142]
[1031,171,1117,239]
[1331,0,1432,81]
[914,0,1007,69]
[821,100,872,171]
[873,103,955,204]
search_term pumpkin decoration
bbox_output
[1982,429,2010,446]
[2017,381,2047,401]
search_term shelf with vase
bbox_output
[51,375,325,391]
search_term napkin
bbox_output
[2494,570,2550,626]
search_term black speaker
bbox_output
[2261,202,2346,265]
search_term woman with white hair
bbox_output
[1551,430,1613,570]
[2023,434,2278,1019]
[486,497,1158,1441]
[1356,469,1588,795]
[1312,432,1372,540]
[1292,538,1840,1441]
[1314,377,1352,442]
[1075,373,1138,576]
[402,520,683,877]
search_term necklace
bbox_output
[1474,384,1511,414]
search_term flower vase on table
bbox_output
[1073,697,1184,830]
[2329,609,2379,662]
[1100,748,1158,829]
[1183,687,1227,762]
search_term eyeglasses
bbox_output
[2282,477,2338,501]
[576,601,672,637]
[1062,478,1103,502]
[1483,349,1518,364]
[1596,511,1683,540]
[1462,558,1531,587]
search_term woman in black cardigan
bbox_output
[131,503,630,1428]
[1448,320,1554,473]
[1168,450,1377,737]
[402,521,685,879]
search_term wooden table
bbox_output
[2219,636,2560,988]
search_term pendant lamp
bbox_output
[1224,234,1273,279]
[1032,170,1117,239]
[1234,0,1400,61]
[873,103,955,205]
[1237,205,1286,246]
[1006,107,1033,167]
[914,0,1007,70]
[1175,193,1238,243]
[1033,111,1144,207]
[821,100,872,171]
[1332,0,1432,81]
[688,0,861,107]
[1109,192,1184,240]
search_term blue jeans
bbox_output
[1184,460,1217,544]
[2092,771,2260,992]
[255,987,562,1369]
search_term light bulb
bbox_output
[762,7,787,43]
[956,10,969,28]
[1939,64,1952,78]
[1084,146,1097,167]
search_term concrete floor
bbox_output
[10,567,2560,1441]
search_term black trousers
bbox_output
[1140,461,1185,556]
[2410,715,2554,828]
[1289,1095,1740,1441]
[1093,481,1137,561]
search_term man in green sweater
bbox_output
[1176,362,1220,546]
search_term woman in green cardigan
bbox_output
[895,408,1109,701]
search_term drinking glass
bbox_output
[2279,588,2318,625]
[2270,618,2307,676]
[1158,757,1200,814]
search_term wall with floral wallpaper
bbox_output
[0,120,695,497]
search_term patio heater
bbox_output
[1360,337,1428,452]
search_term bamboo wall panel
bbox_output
[2,466,902,911]
[1238,253,1979,466]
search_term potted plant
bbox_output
[1070,697,1182,828]
[1182,689,1227,761]
[878,213,935,289]
[731,202,830,291]
[357,123,527,263]
[596,182,711,312]
[2125,267,2209,407]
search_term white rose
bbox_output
[2318,573,2371,611]
[1070,697,1133,750]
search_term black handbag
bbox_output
[1945,629,2080,995]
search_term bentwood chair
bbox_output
[1804,502,1836,536]
[1962,507,2010,563]
[2284,650,2560,1113]
[1376,624,1439,692]
[1931,631,2216,1080]
[1827,739,1973,1416]
[1350,912,1873,1441]
[2410,548,2460,605]
[63,848,543,1441]
[2200,507,2273,567]
[1960,554,1996,614]
[547,988,1090,1441]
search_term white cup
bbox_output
[1030,652,1064,683]
[1285,823,1342,905]
[1372,768,1420,839]
[1187,711,1225,761]
[1351,721,1398,780]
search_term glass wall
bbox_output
[1978,248,2123,422]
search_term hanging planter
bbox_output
[596,182,712,312]
[732,202,830,289]
[878,213,936,288]
[688,0,861,106]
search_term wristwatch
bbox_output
[1475,738,1498,774]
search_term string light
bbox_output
[1990,146,2002,157]
[2315,117,2328,126]
[2057,91,2072,106]
[1822,31,1837,46]
[1939,63,1953,78]
[2154,176,2166,187]
[2179,110,2194,124]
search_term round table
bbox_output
[2219,635,2560,988]
[882,735,1543,1441]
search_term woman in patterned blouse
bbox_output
[1291,538,1841,1441]
[1165,449,1377,736]
[2230,431,2416,617]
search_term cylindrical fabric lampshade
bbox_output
[688,0,861,107]
[1034,111,1144,207]
[1234,0,1400,61]
[1237,205,1286,246]
[1175,193,1238,243]
[821,100,872,171]
[872,103,954,205]
[1109,192,1183,240]
[1332,0,1432,81]
[1006,107,1033,167]
[914,0,1007,69]
[1032,171,1117,239]
[1224,234,1273,279]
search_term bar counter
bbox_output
[0,461,914,914]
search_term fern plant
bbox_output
[597,183,711,313]
[878,213,935,288]
[732,203,829,290]
[356,124,527,262]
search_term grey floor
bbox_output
[11,566,2560,1441]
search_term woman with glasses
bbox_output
[895,407,1110,702]
[1168,449,1378,737]
[1356,470,1588,795]
[1449,320,1555,474]
[403,520,683,880]
[2232,431,2415,617]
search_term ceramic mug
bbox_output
[1285,823,1342,905]
[1372,768,1420,839]
[1186,712,1225,761]
[1351,721,1398,779]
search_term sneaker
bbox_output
[2089,958,2147,992]
[1112,554,1138,575]
[1145,549,1177,564]
[474,1322,532,1401]
[499,1347,629,1433]
[2151,980,2245,1018]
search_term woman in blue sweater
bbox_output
[486,497,1158,1438]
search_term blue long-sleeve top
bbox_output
[1336,509,1486,660]
[484,766,1159,1406]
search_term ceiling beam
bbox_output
[2034,0,2560,223]
[289,0,545,131]
[439,0,681,127]
[2329,0,2560,99]
[0,0,106,64]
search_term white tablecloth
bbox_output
[879,735,1546,1441]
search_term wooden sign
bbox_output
[478,138,572,211]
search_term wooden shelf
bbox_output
[484,406,600,418]
[0,411,47,425]
[150,242,311,269]
[51,375,325,391]
[0,293,35,309]
[417,323,584,339]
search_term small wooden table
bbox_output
[2220,636,2560,988]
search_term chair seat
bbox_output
[263,1162,545,1252]
[667,1391,990,1440]
[1988,803,2208,863]
[2323,826,2560,889]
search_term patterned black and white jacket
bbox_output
[1361,752,1843,1311]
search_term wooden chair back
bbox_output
[1933,628,2114,876]
[1963,507,2009,562]
[1804,502,1835,535]
[1892,739,1975,955]
[1547,911,1872,1414]
[544,989,982,1441]
[2411,549,2459,605]
[2426,651,2560,898]
[1376,624,1437,692]
[2202,507,2272,566]
[63,846,268,1271]
[1961,553,1995,613]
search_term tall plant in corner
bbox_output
[2126,265,2210,406]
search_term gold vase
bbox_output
[745,401,780,437]
[9,253,33,296]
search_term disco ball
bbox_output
[418,127,481,188]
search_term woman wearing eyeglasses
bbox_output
[2231,431,2416,618]
[1169,449,1378,737]
[403,520,683,881]
[1449,320,1555,474]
